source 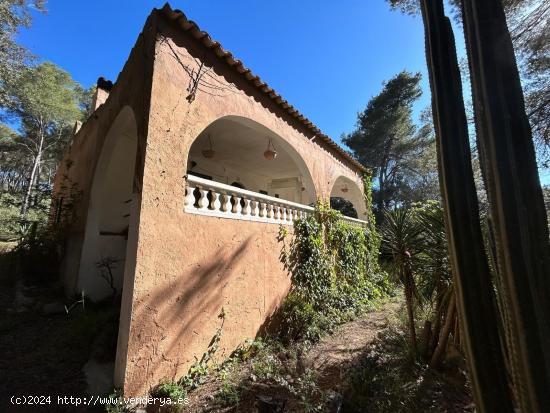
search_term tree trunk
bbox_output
[404,263,417,353]
[21,125,44,217]
[428,279,445,356]
[419,0,514,411]
[33,161,41,207]
[429,292,456,368]
[21,151,41,216]
[462,1,550,411]
[377,162,386,216]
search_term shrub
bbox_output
[277,202,391,343]
[214,381,240,406]
[152,381,187,413]
[4,223,65,283]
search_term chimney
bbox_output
[91,77,114,111]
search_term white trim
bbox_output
[184,174,367,227]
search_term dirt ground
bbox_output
[0,282,118,413]
[0,281,471,413]
[304,300,401,389]
[181,300,403,413]
[180,298,473,413]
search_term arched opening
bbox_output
[77,106,138,301]
[186,116,316,206]
[330,176,366,219]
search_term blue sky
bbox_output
[17,0,548,183]
[18,0,433,142]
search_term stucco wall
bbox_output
[53,9,367,397]
[115,17,367,396]
[51,17,157,298]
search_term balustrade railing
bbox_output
[340,215,368,227]
[184,174,367,227]
[184,174,314,225]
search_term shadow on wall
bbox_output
[125,236,255,391]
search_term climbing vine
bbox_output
[277,200,391,343]
[363,172,383,277]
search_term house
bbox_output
[51,3,369,397]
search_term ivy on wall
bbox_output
[277,177,390,343]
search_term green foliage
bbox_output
[1,60,89,219]
[104,389,129,413]
[250,342,286,381]
[381,202,452,307]
[342,324,471,412]
[214,380,240,406]
[330,196,358,218]
[386,0,549,165]
[380,208,423,281]
[178,308,225,390]
[8,62,85,126]
[1,223,65,283]
[380,202,457,363]
[152,381,187,413]
[0,0,46,106]
[0,192,50,238]
[343,71,435,214]
[246,340,327,412]
[0,179,80,284]
[410,201,452,300]
[278,202,391,343]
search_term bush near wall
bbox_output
[278,201,391,343]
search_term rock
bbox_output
[42,302,66,315]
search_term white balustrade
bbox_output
[184,174,367,228]
[340,215,368,227]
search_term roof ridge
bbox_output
[156,3,367,174]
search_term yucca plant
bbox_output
[415,205,455,366]
[381,208,423,353]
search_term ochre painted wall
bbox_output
[53,10,366,397]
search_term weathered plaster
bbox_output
[52,8,367,397]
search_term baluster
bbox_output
[287,208,294,223]
[267,204,274,221]
[233,195,242,214]
[252,199,259,217]
[259,202,267,218]
[198,187,209,210]
[243,198,251,216]
[221,193,231,213]
[211,191,221,212]
[282,207,288,223]
[275,205,281,221]
[184,183,196,209]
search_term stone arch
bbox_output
[330,175,366,218]
[185,115,317,205]
[77,106,139,300]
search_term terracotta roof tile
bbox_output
[157,3,366,174]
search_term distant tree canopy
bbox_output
[0,3,92,237]
[386,0,550,165]
[330,197,358,218]
[0,0,46,107]
[343,71,437,218]
[1,62,90,219]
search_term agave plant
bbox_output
[381,207,423,353]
